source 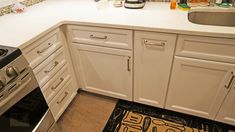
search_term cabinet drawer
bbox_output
[176,35,235,63]
[34,47,67,87]
[41,65,71,104]
[22,29,62,69]
[49,80,77,121]
[67,25,133,49]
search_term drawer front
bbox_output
[41,65,71,104]
[49,80,77,121]
[23,29,62,69]
[34,47,67,87]
[67,25,133,49]
[176,35,235,63]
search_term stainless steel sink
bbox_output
[188,7,235,27]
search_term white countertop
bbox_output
[0,0,235,49]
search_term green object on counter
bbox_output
[178,3,190,10]
[218,3,232,8]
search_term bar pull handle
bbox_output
[233,81,235,90]
[225,71,235,89]
[57,92,68,104]
[90,34,107,40]
[51,78,64,90]
[44,61,59,73]
[37,43,53,54]
[143,40,165,47]
[127,56,131,71]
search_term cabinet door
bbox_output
[134,31,177,108]
[72,43,132,101]
[216,76,235,126]
[166,56,235,119]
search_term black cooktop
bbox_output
[0,45,22,69]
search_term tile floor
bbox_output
[57,91,117,132]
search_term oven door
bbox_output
[0,87,55,132]
[33,109,59,132]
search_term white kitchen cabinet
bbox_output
[216,76,235,126]
[34,47,67,88]
[134,31,177,108]
[22,29,62,69]
[165,56,235,119]
[49,79,77,121]
[67,25,133,50]
[22,28,78,121]
[71,43,132,101]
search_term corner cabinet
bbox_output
[134,31,176,107]
[67,25,133,101]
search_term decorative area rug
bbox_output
[103,100,235,132]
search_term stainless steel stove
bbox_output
[0,46,26,96]
[0,48,8,57]
[0,45,58,132]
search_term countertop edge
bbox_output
[19,20,235,50]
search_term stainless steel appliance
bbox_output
[124,0,146,9]
[0,45,58,132]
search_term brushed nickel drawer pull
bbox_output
[37,43,53,54]
[51,78,64,90]
[233,82,235,90]
[143,40,165,47]
[90,35,107,40]
[233,81,235,90]
[57,92,68,104]
[225,71,235,89]
[44,61,59,73]
[127,56,131,71]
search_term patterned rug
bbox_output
[103,100,235,132]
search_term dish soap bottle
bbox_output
[170,0,177,9]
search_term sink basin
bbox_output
[188,7,235,27]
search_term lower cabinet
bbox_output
[41,65,71,104]
[134,31,177,108]
[49,80,77,121]
[67,28,235,126]
[216,80,235,126]
[165,56,235,119]
[71,43,132,100]
[22,28,78,121]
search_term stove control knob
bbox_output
[6,66,19,78]
[0,76,6,91]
